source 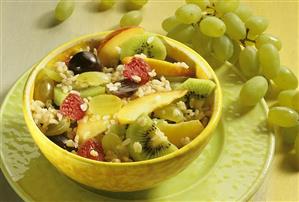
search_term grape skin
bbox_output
[268,106,299,127]
[272,66,298,90]
[120,10,142,27]
[255,33,282,50]
[126,0,148,10]
[211,35,234,62]
[245,16,269,39]
[222,12,246,40]
[185,0,210,10]
[175,4,202,24]
[214,0,240,14]
[199,16,226,37]
[239,46,259,78]
[278,90,297,108]
[167,24,195,43]
[280,126,299,145]
[162,16,181,32]
[239,76,268,106]
[99,0,116,10]
[191,30,212,56]
[258,43,280,79]
[234,3,252,22]
[293,91,299,111]
[55,0,75,21]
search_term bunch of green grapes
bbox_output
[162,0,299,167]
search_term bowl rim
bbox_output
[23,30,223,167]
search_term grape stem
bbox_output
[240,28,256,47]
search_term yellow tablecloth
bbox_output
[1,0,299,201]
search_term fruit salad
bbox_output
[30,27,216,163]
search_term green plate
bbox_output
[0,64,274,201]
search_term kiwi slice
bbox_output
[126,115,178,161]
[179,78,216,109]
[120,34,167,61]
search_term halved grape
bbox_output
[245,16,269,38]
[255,33,282,50]
[79,86,106,98]
[239,46,259,78]
[167,24,195,43]
[272,66,298,90]
[120,10,142,27]
[222,12,246,40]
[234,3,252,22]
[199,16,226,37]
[214,0,240,14]
[258,43,280,79]
[45,117,71,136]
[175,4,202,24]
[239,76,268,106]
[55,0,75,21]
[102,133,122,153]
[211,35,234,62]
[268,106,299,127]
[162,16,181,32]
[278,90,297,108]
[34,78,54,103]
[88,94,123,116]
[74,72,111,89]
[185,0,210,10]
[42,68,62,82]
[154,104,185,123]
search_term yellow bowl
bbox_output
[23,31,222,192]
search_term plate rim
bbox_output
[0,68,275,202]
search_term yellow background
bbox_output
[1,0,299,201]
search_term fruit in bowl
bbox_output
[23,27,222,191]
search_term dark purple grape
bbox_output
[111,79,139,98]
[68,51,101,74]
[48,135,76,152]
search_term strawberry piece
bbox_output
[60,93,85,120]
[77,139,104,161]
[123,57,151,84]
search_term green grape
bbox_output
[228,40,241,64]
[234,3,252,22]
[278,90,297,108]
[185,0,210,10]
[191,29,212,56]
[255,33,282,50]
[175,4,202,24]
[102,133,122,153]
[162,16,180,32]
[211,35,234,62]
[222,12,246,40]
[214,0,240,14]
[34,78,54,103]
[272,66,298,90]
[293,91,299,111]
[199,16,226,37]
[120,10,142,27]
[268,106,299,127]
[55,0,75,21]
[245,16,269,39]
[98,0,115,10]
[295,135,299,168]
[167,24,196,43]
[239,76,268,106]
[126,0,148,10]
[239,46,259,78]
[280,125,299,145]
[258,43,280,79]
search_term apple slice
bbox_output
[77,117,107,144]
[116,90,187,124]
[156,120,204,147]
[98,27,145,67]
[122,57,194,77]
